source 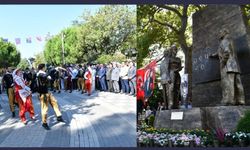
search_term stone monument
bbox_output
[192,5,250,107]
[155,5,250,131]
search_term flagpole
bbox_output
[61,33,65,65]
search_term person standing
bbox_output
[2,68,16,117]
[106,63,113,92]
[23,68,32,88]
[119,62,129,94]
[53,67,61,93]
[91,64,96,93]
[67,66,73,93]
[128,61,136,96]
[0,73,2,94]
[84,64,92,96]
[13,68,35,124]
[111,62,120,93]
[71,66,79,90]
[98,64,107,91]
[30,67,38,93]
[37,64,64,130]
[77,65,85,94]
[60,69,65,90]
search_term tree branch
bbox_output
[156,5,182,17]
[152,17,179,33]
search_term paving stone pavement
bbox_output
[0,90,136,147]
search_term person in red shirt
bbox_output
[12,68,35,125]
[84,65,92,96]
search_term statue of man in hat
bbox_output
[210,28,245,105]
[160,45,182,109]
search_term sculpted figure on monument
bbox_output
[160,45,182,109]
[210,28,245,105]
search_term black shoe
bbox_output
[31,116,36,121]
[69,91,72,93]
[58,91,61,94]
[22,120,27,125]
[42,123,50,130]
[81,91,84,94]
[57,116,64,122]
[12,112,15,118]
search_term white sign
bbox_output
[171,112,184,120]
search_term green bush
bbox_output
[148,82,163,110]
[236,110,250,132]
[148,115,155,127]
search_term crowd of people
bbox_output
[0,60,136,130]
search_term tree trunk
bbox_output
[186,47,192,103]
[179,32,192,104]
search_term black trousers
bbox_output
[72,79,78,90]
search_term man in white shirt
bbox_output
[119,62,129,94]
[111,62,120,93]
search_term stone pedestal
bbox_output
[154,108,203,130]
[201,106,250,132]
[154,106,250,132]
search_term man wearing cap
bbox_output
[2,68,16,117]
[37,64,64,130]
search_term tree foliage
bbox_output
[241,5,250,27]
[44,5,136,65]
[137,5,205,103]
[137,5,204,69]
[0,39,21,68]
[17,58,30,70]
[34,52,46,69]
[96,52,126,64]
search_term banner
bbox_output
[2,33,50,45]
[181,74,188,108]
[36,36,42,42]
[136,60,157,102]
[3,38,8,42]
[26,37,32,43]
[15,38,21,45]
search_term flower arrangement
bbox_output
[137,126,250,147]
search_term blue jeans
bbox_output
[121,79,129,93]
[100,77,107,91]
[129,79,136,95]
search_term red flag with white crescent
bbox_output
[136,60,157,103]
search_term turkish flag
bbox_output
[136,60,157,103]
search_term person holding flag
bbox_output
[12,68,35,124]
